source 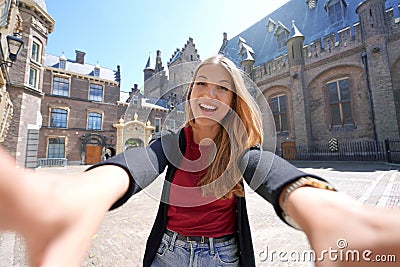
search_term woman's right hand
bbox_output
[0,147,129,267]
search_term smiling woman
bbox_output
[0,55,399,267]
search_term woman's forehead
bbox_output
[195,64,232,85]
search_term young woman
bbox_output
[0,55,399,267]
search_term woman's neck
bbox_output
[191,124,221,144]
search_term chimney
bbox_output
[75,50,86,64]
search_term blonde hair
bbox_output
[185,55,263,199]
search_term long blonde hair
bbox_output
[185,55,263,199]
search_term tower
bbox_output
[143,54,154,82]
[357,0,399,140]
[286,20,310,147]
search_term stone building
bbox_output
[127,37,201,133]
[0,0,23,143]
[219,0,400,158]
[2,0,54,167]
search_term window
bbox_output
[50,108,68,128]
[48,137,65,158]
[154,118,161,132]
[94,67,100,77]
[132,95,139,106]
[167,119,175,131]
[87,112,102,130]
[89,84,103,102]
[327,78,353,126]
[29,67,38,88]
[52,76,69,96]
[59,59,66,70]
[306,0,317,9]
[271,95,288,132]
[31,41,40,62]
[276,32,288,50]
[327,0,343,25]
[0,0,12,27]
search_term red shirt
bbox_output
[166,127,237,237]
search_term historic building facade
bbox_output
[219,0,400,157]
[38,51,122,165]
[127,37,201,133]
[2,0,54,167]
[0,0,23,143]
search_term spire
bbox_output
[144,54,154,70]
[289,20,304,39]
[242,49,254,62]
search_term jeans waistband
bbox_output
[165,229,235,244]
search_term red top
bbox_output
[166,126,237,237]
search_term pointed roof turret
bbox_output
[288,20,304,39]
[59,52,67,61]
[144,54,154,70]
[242,49,255,62]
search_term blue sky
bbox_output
[46,0,290,92]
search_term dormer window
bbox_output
[59,53,67,70]
[325,0,345,26]
[267,18,276,32]
[94,63,100,77]
[274,22,290,50]
[59,60,66,70]
[306,0,317,9]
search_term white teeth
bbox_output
[199,103,217,111]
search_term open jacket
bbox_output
[88,128,324,266]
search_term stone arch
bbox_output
[80,133,106,165]
[113,114,155,154]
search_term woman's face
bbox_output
[189,64,234,128]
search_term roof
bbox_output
[44,54,118,82]
[144,55,154,70]
[220,0,400,67]
[30,0,47,11]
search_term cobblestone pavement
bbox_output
[0,162,399,266]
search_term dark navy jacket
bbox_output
[88,128,322,266]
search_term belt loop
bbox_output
[209,237,215,255]
[169,231,178,251]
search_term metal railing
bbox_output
[282,139,400,163]
[37,158,68,167]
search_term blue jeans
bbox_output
[151,231,240,267]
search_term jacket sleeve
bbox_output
[238,148,328,226]
[86,133,170,210]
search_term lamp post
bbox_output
[1,34,24,67]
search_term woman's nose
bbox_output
[205,84,217,98]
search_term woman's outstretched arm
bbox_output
[283,186,400,267]
[0,146,129,267]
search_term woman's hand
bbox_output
[285,187,400,267]
[0,147,129,267]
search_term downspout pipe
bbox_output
[361,51,379,160]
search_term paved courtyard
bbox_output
[0,161,399,266]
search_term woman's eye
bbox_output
[196,82,206,86]
[219,86,229,91]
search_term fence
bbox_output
[37,158,68,167]
[282,140,400,164]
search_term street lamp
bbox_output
[1,34,24,67]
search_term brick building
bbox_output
[38,51,121,166]
[219,0,400,158]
